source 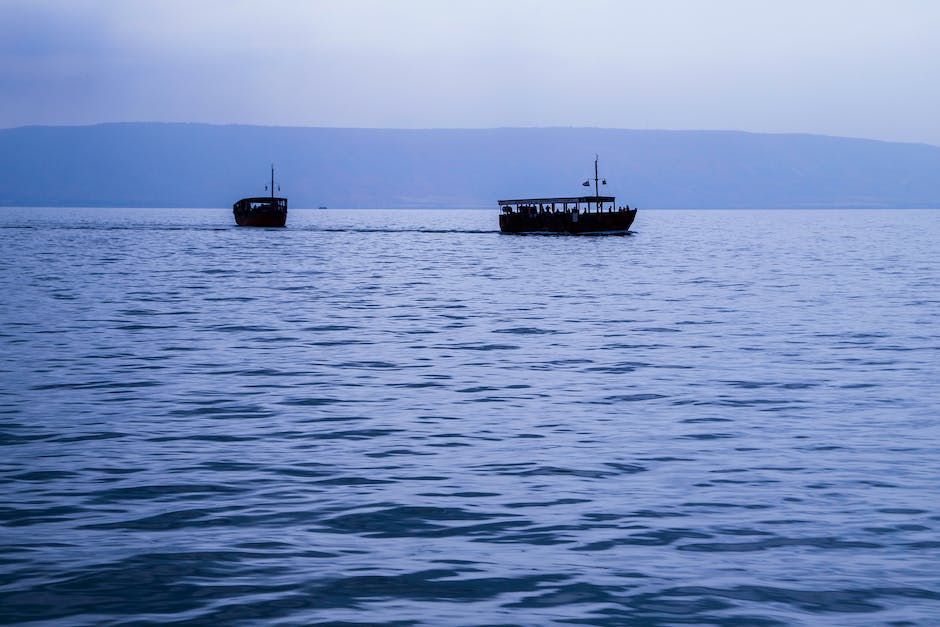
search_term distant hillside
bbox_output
[1,123,938,209]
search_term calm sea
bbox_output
[1,207,939,626]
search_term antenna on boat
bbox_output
[594,154,599,199]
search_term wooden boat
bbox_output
[233,166,287,227]
[499,157,636,234]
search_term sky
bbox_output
[1,0,939,146]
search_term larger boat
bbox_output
[499,157,637,234]
[233,166,287,227]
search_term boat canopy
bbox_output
[498,195,616,206]
[238,196,287,204]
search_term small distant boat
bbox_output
[499,156,637,234]
[233,165,287,227]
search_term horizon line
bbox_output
[2,122,938,149]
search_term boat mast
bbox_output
[594,155,599,210]
[270,164,275,199]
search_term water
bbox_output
[1,207,939,625]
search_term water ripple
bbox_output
[1,208,939,624]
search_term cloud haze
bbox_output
[1,0,939,145]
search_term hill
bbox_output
[1,123,938,208]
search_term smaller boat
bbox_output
[499,156,637,234]
[233,165,287,227]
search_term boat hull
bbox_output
[233,211,287,227]
[233,197,287,227]
[500,209,636,234]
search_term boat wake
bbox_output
[309,227,499,234]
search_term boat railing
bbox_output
[498,195,633,215]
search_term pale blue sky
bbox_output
[2,0,939,145]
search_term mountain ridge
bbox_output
[2,123,938,209]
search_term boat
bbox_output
[233,165,287,227]
[499,157,637,234]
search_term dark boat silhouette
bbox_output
[233,165,287,227]
[499,156,637,234]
